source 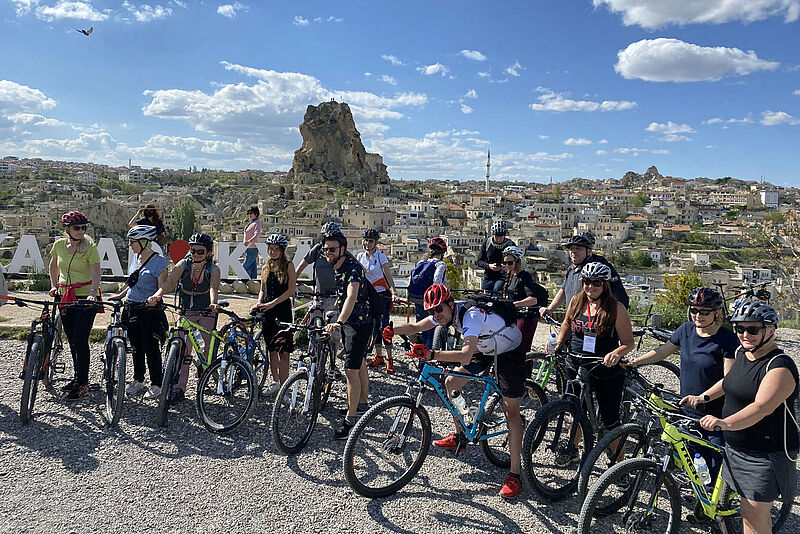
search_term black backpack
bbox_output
[363,275,385,321]
[531,281,549,309]
[463,294,518,326]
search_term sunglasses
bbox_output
[322,246,340,253]
[689,308,715,316]
[190,248,207,255]
[70,225,88,231]
[734,325,765,335]
[582,279,604,287]
[502,261,515,266]
[431,305,445,314]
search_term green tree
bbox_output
[173,198,196,240]
[686,231,710,244]
[551,185,562,202]
[630,250,654,269]
[444,259,463,290]
[764,211,785,224]
[629,192,649,207]
[654,271,702,328]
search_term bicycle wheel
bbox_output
[578,422,648,505]
[104,339,127,427]
[521,399,594,501]
[317,342,335,411]
[43,315,63,393]
[196,357,256,433]
[342,395,432,498]
[20,334,43,424]
[156,340,181,428]
[270,368,319,454]
[578,457,680,534]
[720,480,792,533]
[480,380,547,468]
[636,361,680,394]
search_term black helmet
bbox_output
[363,228,380,240]
[688,287,723,309]
[188,232,214,249]
[730,301,779,325]
[579,262,611,281]
[563,232,596,249]
[491,220,508,236]
[323,230,348,247]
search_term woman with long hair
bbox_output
[359,228,397,373]
[129,204,167,250]
[501,246,539,353]
[48,211,101,401]
[251,233,296,396]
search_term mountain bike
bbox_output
[577,389,793,533]
[714,281,772,322]
[101,299,130,427]
[217,311,270,393]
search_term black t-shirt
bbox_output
[569,307,623,379]
[477,237,516,281]
[505,270,537,317]
[722,348,799,453]
[669,322,738,417]
[334,255,372,326]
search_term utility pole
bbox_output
[485,149,490,192]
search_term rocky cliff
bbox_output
[287,101,390,192]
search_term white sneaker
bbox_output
[125,380,147,396]
[262,381,280,397]
[143,385,161,400]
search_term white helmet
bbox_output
[127,225,158,242]
[503,246,524,261]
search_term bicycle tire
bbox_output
[342,395,432,498]
[196,356,256,433]
[636,361,680,394]
[720,479,792,533]
[104,339,127,427]
[318,342,335,411]
[156,340,181,428]
[577,422,648,505]
[480,380,547,468]
[20,334,43,424]
[578,457,680,534]
[270,368,319,454]
[521,398,594,501]
[43,315,64,392]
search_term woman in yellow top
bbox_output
[48,211,101,401]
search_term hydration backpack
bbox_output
[408,259,441,301]
[463,294,518,326]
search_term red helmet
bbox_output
[423,284,452,311]
[61,211,89,227]
[429,237,447,252]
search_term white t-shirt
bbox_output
[429,302,522,355]
[357,250,391,292]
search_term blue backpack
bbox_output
[408,259,441,301]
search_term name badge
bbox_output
[582,334,597,354]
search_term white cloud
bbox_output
[646,121,695,134]
[460,104,473,114]
[538,134,549,139]
[530,87,637,112]
[794,89,800,95]
[597,138,609,144]
[122,1,172,22]
[381,54,404,66]
[614,146,670,156]
[459,49,487,61]
[463,89,478,99]
[596,149,608,155]
[417,63,449,76]
[10,0,37,16]
[0,80,57,111]
[35,1,109,21]
[703,115,753,125]
[380,75,397,86]
[661,134,692,142]
[363,72,372,77]
[760,110,800,126]
[5,112,64,128]
[564,137,593,146]
[615,38,780,82]
[293,15,309,26]
[217,3,246,18]
[505,61,523,77]
[477,71,490,78]
[593,0,800,29]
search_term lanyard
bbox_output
[586,301,595,331]
[191,263,205,291]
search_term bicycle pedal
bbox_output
[453,434,469,457]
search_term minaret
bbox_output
[485,149,490,192]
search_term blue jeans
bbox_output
[482,277,504,294]
[377,291,392,349]
[243,247,259,279]
[415,303,433,349]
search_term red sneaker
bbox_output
[500,474,522,500]
[386,357,394,374]
[367,355,385,369]
[433,433,459,452]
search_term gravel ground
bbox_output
[2,326,800,534]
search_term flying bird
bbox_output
[77,27,93,36]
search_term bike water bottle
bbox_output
[451,390,470,420]
[192,329,206,356]
[547,334,558,355]
[693,454,712,485]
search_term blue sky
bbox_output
[1,0,799,185]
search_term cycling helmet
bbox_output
[687,287,723,309]
[491,220,508,236]
[579,262,611,281]
[320,221,341,236]
[429,237,447,252]
[730,301,779,325]
[323,230,348,247]
[265,233,289,249]
[188,232,214,249]
[127,225,158,242]
[423,284,452,311]
[363,228,380,240]
[61,211,89,227]
[563,232,596,249]
[503,246,524,261]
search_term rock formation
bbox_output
[287,100,390,192]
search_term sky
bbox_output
[0,0,799,185]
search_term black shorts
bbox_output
[722,444,798,502]
[462,348,526,398]
[341,321,373,370]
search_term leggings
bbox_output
[566,361,625,430]
[62,306,98,386]
[127,306,165,385]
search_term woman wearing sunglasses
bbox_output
[628,286,737,478]
[48,211,101,401]
[147,232,220,403]
[501,246,540,354]
[683,302,798,534]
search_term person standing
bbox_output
[477,220,515,294]
[408,237,448,349]
[358,228,397,373]
[295,221,355,313]
[129,204,167,252]
[242,205,262,279]
[48,211,101,401]
[501,246,540,354]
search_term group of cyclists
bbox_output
[37,207,799,530]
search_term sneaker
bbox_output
[433,433,460,452]
[125,380,147,396]
[338,403,369,416]
[500,474,523,500]
[554,443,580,468]
[262,381,280,397]
[170,389,185,404]
[60,379,77,393]
[65,384,89,402]
[367,355,385,369]
[386,358,395,374]
[143,385,161,400]
[334,419,355,440]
